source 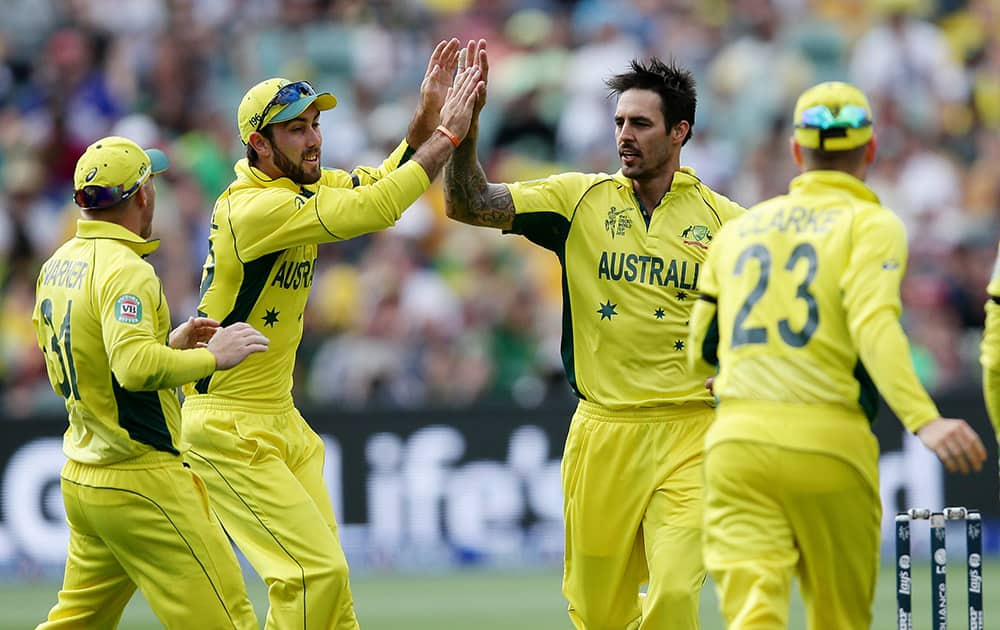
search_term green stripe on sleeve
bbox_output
[702,314,720,367]
[195,251,282,394]
[112,375,179,454]
[509,212,571,254]
[854,359,879,422]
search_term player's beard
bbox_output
[273,144,321,185]
[621,143,670,182]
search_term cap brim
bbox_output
[269,92,337,124]
[145,148,169,174]
[794,126,873,151]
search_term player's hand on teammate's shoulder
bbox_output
[916,417,988,475]
[206,322,270,370]
[169,316,221,350]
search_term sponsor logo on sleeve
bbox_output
[114,294,143,324]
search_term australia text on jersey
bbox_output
[597,252,699,290]
[270,258,317,290]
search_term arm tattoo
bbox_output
[444,133,515,229]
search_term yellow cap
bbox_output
[73,136,168,208]
[793,81,874,151]
[237,78,337,144]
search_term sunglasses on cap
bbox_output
[797,104,871,130]
[73,173,149,210]
[256,81,317,132]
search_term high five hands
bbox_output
[438,59,483,144]
[457,39,489,121]
[407,39,463,146]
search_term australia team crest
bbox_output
[681,225,712,249]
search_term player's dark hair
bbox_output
[800,143,869,171]
[606,58,697,145]
[246,126,276,164]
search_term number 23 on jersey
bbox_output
[730,242,820,350]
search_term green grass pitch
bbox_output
[1,558,996,629]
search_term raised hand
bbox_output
[916,416,988,474]
[441,39,510,229]
[409,62,484,184]
[440,65,484,143]
[458,39,489,119]
[206,322,270,370]
[169,316,220,349]
[406,38,462,147]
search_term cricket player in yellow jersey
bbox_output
[689,82,988,629]
[981,249,1000,436]
[445,45,743,630]
[181,40,483,629]
[33,136,270,629]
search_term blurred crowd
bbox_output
[1,0,998,419]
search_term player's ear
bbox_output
[670,120,689,144]
[864,133,878,164]
[790,137,804,168]
[248,131,271,159]
[134,182,149,208]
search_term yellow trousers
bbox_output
[182,396,358,630]
[703,440,880,630]
[562,400,714,630]
[39,452,257,630]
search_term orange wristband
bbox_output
[436,125,461,147]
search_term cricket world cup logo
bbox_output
[605,207,633,239]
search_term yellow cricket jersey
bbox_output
[185,141,429,403]
[506,167,744,409]
[980,242,1000,435]
[689,170,939,449]
[33,220,217,465]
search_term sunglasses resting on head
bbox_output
[255,81,318,132]
[797,104,872,131]
[73,174,148,210]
